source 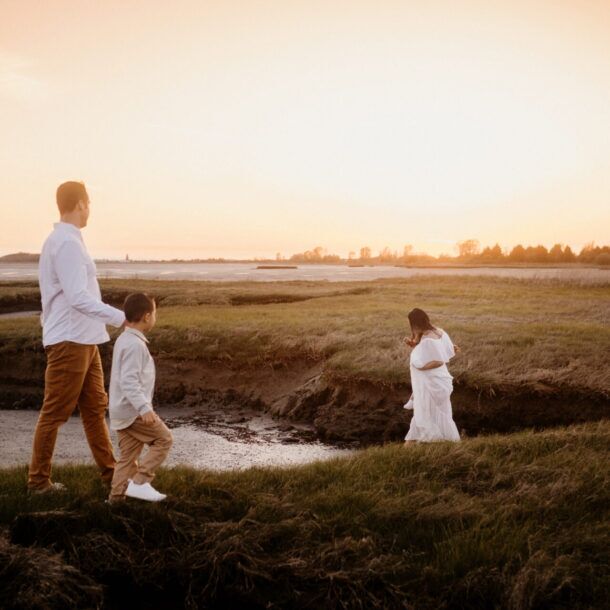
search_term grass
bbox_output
[1,421,608,609]
[1,276,609,395]
[1,277,607,606]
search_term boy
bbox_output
[108,293,172,503]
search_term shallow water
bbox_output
[0,311,39,319]
[1,262,608,283]
[0,407,354,471]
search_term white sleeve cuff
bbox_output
[137,404,153,416]
[111,309,126,328]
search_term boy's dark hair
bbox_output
[56,181,89,214]
[124,293,155,322]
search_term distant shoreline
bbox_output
[0,258,607,270]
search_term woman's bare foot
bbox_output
[404,440,417,446]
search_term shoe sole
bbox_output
[124,492,165,502]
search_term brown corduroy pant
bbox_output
[109,417,173,502]
[28,341,116,491]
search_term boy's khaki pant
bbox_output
[109,417,173,502]
[28,341,116,491]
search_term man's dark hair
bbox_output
[56,181,89,215]
[124,293,155,322]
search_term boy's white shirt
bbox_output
[109,327,155,430]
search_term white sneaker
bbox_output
[125,480,166,502]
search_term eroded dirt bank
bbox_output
[1,348,608,444]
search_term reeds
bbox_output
[1,276,608,395]
[1,421,608,609]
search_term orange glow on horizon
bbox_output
[1,1,609,259]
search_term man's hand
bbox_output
[453,344,461,353]
[140,411,157,425]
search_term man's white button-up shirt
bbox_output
[39,222,125,347]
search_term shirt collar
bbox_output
[124,327,149,343]
[54,222,82,237]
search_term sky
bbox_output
[1,0,609,260]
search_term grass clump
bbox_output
[0,536,103,610]
[1,421,608,609]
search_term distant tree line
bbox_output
[287,246,341,263]
[452,240,610,265]
[285,241,610,265]
[3,242,609,266]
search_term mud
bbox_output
[1,346,608,445]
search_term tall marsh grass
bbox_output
[1,276,608,394]
[0,421,608,608]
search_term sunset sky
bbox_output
[1,1,609,259]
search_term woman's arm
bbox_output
[417,360,444,370]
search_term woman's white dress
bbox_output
[404,329,460,442]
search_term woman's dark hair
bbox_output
[124,293,155,322]
[408,308,436,342]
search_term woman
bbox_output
[403,308,460,444]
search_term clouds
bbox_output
[0,51,48,103]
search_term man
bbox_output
[28,181,125,493]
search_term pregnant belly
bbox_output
[421,368,453,401]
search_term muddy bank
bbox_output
[1,347,608,444]
[274,374,610,442]
[154,363,610,444]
